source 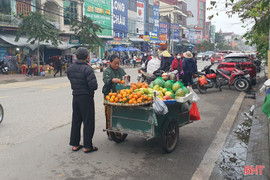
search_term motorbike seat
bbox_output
[219,69,231,75]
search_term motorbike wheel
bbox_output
[197,83,207,94]
[110,132,127,143]
[234,78,249,91]
[0,104,3,124]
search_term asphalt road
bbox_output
[0,60,241,180]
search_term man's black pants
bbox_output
[54,68,62,77]
[70,95,95,148]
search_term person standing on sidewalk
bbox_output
[182,51,197,87]
[54,57,62,77]
[67,47,98,153]
[26,56,33,76]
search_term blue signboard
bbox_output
[150,2,159,42]
[113,0,128,38]
[171,23,180,41]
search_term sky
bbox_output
[205,0,254,35]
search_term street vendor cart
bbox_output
[104,96,193,153]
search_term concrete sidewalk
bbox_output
[244,92,270,179]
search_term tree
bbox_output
[196,40,215,52]
[15,12,61,75]
[72,16,102,50]
[208,0,270,58]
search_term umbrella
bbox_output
[126,47,141,52]
[108,46,128,52]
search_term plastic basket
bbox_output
[116,84,130,91]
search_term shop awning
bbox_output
[0,34,76,50]
[129,37,144,42]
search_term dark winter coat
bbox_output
[157,56,171,72]
[67,61,98,96]
[182,58,197,74]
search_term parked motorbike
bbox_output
[216,64,250,91]
[0,59,8,74]
[0,104,4,124]
[193,63,221,94]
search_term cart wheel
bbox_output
[162,120,179,153]
[111,132,128,143]
[0,104,3,124]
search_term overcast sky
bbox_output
[205,0,254,35]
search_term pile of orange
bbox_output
[130,82,149,90]
[105,88,152,105]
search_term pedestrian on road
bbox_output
[182,51,197,87]
[54,57,62,77]
[26,56,33,76]
[102,54,127,139]
[67,47,98,153]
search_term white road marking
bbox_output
[191,92,245,180]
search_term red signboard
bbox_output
[159,34,167,41]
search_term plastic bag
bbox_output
[262,94,270,119]
[198,75,207,86]
[190,102,200,120]
[153,97,168,115]
[188,87,200,102]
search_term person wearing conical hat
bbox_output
[182,51,197,86]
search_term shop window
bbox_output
[0,0,11,15]
[16,0,31,16]
[64,1,77,25]
[129,0,137,12]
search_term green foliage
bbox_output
[72,16,102,50]
[15,12,61,46]
[209,0,270,58]
[196,40,215,52]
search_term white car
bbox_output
[197,52,204,60]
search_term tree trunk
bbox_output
[37,40,40,76]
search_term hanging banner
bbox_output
[113,0,128,38]
[150,1,159,41]
[85,0,112,37]
[136,1,145,35]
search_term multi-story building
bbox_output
[186,0,206,44]
[159,0,187,52]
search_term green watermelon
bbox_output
[172,82,181,92]
[182,86,190,94]
[175,88,186,97]
[164,80,174,90]
[153,77,165,88]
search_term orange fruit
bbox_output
[134,95,138,99]
[144,95,148,100]
[133,101,137,104]
[121,80,125,84]
[111,95,115,99]
[148,97,152,101]
[109,93,112,96]
[137,100,142,104]
[115,97,119,102]
[117,94,122,99]
[105,96,110,100]
[113,93,117,96]
[123,98,127,102]
[126,89,131,94]
[129,99,133,104]
[110,98,114,103]
[136,92,142,97]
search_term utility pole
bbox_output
[167,14,171,52]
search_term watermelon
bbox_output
[175,88,186,97]
[182,86,190,94]
[153,77,165,88]
[172,82,181,92]
[164,80,174,90]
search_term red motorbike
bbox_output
[216,64,250,91]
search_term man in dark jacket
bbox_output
[54,57,62,77]
[67,47,98,153]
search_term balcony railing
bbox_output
[0,14,21,27]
